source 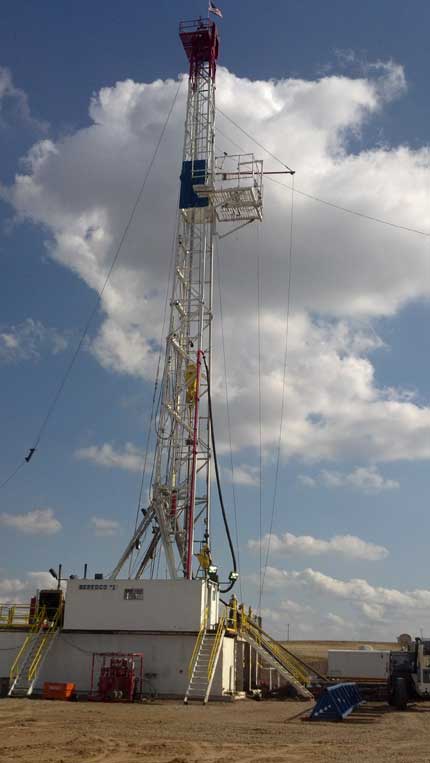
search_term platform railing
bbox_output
[207,608,226,680]
[28,603,63,683]
[179,18,214,34]
[9,606,46,681]
[240,613,310,686]
[0,604,31,628]
[188,606,208,679]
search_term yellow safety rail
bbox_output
[0,604,31,628]
[207,608,226,680]
[241,614,310,686]
[9,607,46,681]
[225,598,238,634]
[28,603,63,683]
[188,606,208,679]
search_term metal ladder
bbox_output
[8,607,61,697]
[241,617,313,700]
[184,611,226,704]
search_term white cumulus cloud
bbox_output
[224,464,260,487]
[0,571,58,604]
[3,62,430,467]
[0,319,68,364]
[280,598,311,614]
[248,531,388,560]
[0,578,28,596]
[90,516,120,536]
[325,612,349,628]
[299,465,399,492]
[0,508,62,535]
[0,66,47,130]
[75,442,143,472]
[263,566,430,622]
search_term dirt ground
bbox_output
[2,696,430,763]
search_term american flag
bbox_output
[209,1,223,18]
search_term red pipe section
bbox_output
[185,349,203,579]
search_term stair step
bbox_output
[184,624,226,705]
[8,627,60,698]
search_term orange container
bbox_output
[42,681,76,700]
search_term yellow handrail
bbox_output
[241,615,309,685]
[28,603,63,682]
[207,609,226,680]
[225,597,238,634]
[9,607,46,681]
[188,606,208,679]
[0,604,31,628]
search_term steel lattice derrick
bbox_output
[111,19,218,581]
[111,19,264,583]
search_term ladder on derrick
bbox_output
[184,610,226,704]
[8,605,61,697]
[240,616,313,700]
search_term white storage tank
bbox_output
[328,649,390,680]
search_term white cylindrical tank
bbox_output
[328,649,390,680]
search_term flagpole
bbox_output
[208,1,223,20]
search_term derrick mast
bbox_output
[151,18,219,578]
[112,18,263,582]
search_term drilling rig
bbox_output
[1,17,311,704]
[111,18,264,585]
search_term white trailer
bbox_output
[328,649,390,680]
[63,578,218,631]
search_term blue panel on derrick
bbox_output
[179,160,209,209]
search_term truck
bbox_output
[389,638,430,709]
[326,640,430,709]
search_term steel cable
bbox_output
[0,79,183,493]
[215,236,243,601]
[216,107,430,238]
[257,246,263,615]
[261,175,296,602]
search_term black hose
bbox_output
[202,352,238,593]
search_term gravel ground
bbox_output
[1,696,430,763]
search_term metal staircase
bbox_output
[184,610,226,704]
[8,606,61,697]
[240,616,313,700]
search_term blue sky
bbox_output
[2,0,430,638]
